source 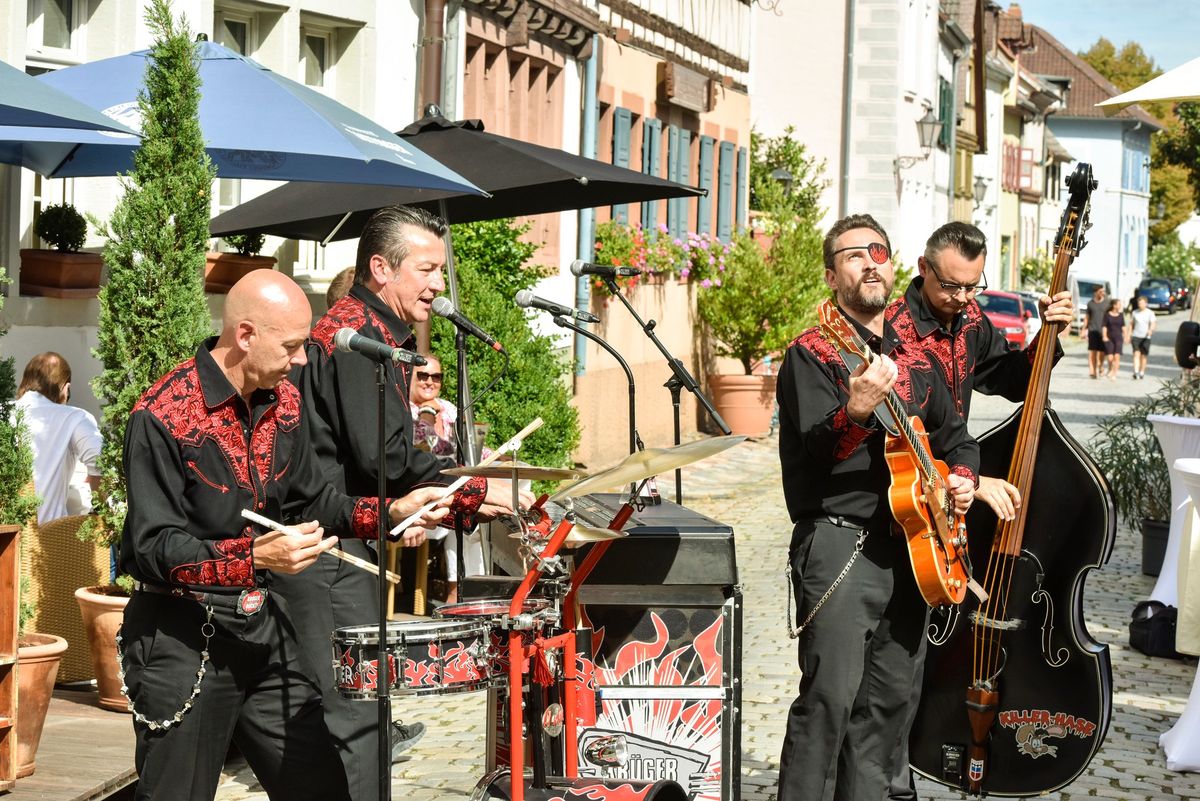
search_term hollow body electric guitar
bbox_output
[818,299,971,607]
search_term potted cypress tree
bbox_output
[79,0,216,711]
[205,232,276,293]
[19,202,104,298]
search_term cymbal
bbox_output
[441,462,586,481]
[548,435,747,502]
[510,522,628,547]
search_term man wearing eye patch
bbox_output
[776,213,979,801]
[882,221,1074,801]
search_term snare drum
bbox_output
[331,618,494,699]
[434,597,551,623]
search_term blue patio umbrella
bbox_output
[0,57,135,133]
[6,41,479,192]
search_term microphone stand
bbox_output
[601,277,731,504]
[452,326,472,598]
[374,363,391,801]
[552,315,643,461]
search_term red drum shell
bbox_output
[332,618,494,699]
[469,769,686,801]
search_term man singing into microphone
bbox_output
[274,205,528,800]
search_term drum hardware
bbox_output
[583,733,629,768]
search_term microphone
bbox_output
[334,328,427,366]
[431,297,503,352]
[569,260,640,279]
[514,289,600,324]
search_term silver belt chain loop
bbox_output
[117,604,215,730]
[786,527,867,639]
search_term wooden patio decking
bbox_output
[6,688,135,800]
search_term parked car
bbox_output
[1133,277,1176,313]
[1016,290,1043,347]
[1168,276,1191,310]
[976,290,1028,349]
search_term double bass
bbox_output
[908,163,1115,795]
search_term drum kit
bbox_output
[330,431,745,801]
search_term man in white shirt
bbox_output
[1129,295,1157,380]
[15,352,102,523]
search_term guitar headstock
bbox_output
[817,298,868,361]
[1057,163,1098,258]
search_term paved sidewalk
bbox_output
[215,316,1200,800]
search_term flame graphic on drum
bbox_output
[584,613,724,800]
[549,782,656,801]
[404,640,483,688]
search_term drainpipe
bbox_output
[574,34,599,379]
[421,0,446,115]
[947,48,962,218]
[838,0,856,218]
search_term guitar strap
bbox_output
[834,347,901,437]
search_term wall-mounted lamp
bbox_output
[1150,200,1166,225]
[771,167,794,195]
[973,174,990,205]
[894,109,944,170]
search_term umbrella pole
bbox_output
[441,206,476,588]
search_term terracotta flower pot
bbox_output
[204,252,276,293]
[18,249,103,298]
[708,373,778,437]
[16,633,67,777]
[74,586,130,713]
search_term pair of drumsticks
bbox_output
[240,417,544,584]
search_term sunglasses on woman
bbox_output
[415,371,443,383]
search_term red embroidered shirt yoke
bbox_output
[119,339,391,591]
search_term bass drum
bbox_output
[470,769,686,801]
[908,407,1115,795]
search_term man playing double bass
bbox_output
[775,213,979,801]
[883,221,1074,800]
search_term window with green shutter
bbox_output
[717,141,735,240]
[611,107,632,223]
[697,136,714,235]
[938,77,952,150]
[641,118,662,231]
[736,146,748,228]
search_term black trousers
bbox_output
[120,590,350,801]
[271,539,389,801]
[777,518,929,801]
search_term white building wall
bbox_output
[1045,119,1134,298]
[748,0,846,223]
[973,65,1009,289]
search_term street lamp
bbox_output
[973,174,990,205]
[771,167,794,195]
[894,108,944,171]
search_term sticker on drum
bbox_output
[331,618,495,699]
[433,597,550,621]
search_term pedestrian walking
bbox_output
[1130,295,1156,379]
[1102,298,1126,379]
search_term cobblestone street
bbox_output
[216,318,1200,800]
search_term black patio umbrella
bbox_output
[210,113,703,241]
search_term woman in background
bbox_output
[1101,298,1126,380]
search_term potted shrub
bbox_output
[19,202,104,298]
[695,218,827,436]
[205,231,275,293]
[1089,377,1200,575]
[0,269,66,777]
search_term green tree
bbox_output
[91,0,215,546]
[749,126,829,223]
[1145,234,1200,279]
[1159,102,1200,215]
[429,219,579,479]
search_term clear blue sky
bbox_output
[1012,1,1200,71]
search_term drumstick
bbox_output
[239,508,402,585]
[388,416,545,537]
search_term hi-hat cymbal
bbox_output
[442,462,586,481]
[510,522,628,547]
[548,435,747,502]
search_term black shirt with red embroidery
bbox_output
[119,338,392,592]
[885,277,1061,420]
[777,312,979,529]
[294,284,486,521]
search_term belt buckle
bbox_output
[237,588,267,616]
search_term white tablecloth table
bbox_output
[1160,457,1200,772]
[1148,415,1200,606]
